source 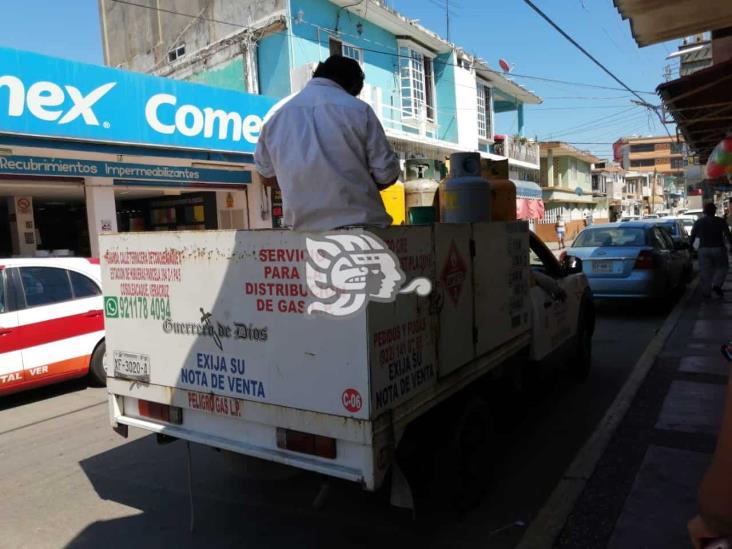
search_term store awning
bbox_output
[613,0,732,47]
[657,58,732,163]
[513,180,544,220]
[513,180,543,200]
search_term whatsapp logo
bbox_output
[104,296,119,318]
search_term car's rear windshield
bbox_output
[656,222,679,236]
[573,227,647,247]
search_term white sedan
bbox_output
[0,258,106,395]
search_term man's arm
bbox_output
[365,107,401,190]
[254,126,279,189]
[689,220,699,248]
[724,222,732,249]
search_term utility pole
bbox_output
[446,0,450,42]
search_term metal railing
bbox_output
[492,135,540,165]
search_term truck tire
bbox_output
[88,341,107,387]
[441,398,495,513]
[569,297,594,381]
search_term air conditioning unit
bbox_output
[290,62,318,94]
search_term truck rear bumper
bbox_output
[107,379,384,490]
[115,413,367,484]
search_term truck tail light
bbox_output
[276,428,336,459]
[634,250,654,270]
[138,399,183,425]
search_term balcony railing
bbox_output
[360,84,438,140]
[492,135,540,166]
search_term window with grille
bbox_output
[167,44,186,62]
[630,159,655,167]
[477,84,493,140]
[329,37,364,66]
[630,143,655,153]
[399,47,434,121]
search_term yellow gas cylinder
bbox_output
[380,180,406,225]
[480,158,516,221]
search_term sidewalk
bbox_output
[554,280,732,548]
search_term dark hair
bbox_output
[312,55,365,96]
[704,202,717,215]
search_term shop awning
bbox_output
[657,58,732,163]
[513,180,544,220]
[513,180,543,200]
[613,0,732,47]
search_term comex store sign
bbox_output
[0,47,279,154]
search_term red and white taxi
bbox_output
[0,258,105,396]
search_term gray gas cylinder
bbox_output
[439,152,492,223]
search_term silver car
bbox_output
[565,222,688,300]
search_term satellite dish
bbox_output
[499,58,512,73]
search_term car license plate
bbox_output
[113,351,150,382]
[593,260,615,273]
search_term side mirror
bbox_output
[561,255,583,275]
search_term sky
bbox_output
[0,0,679,160]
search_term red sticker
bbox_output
[342,388,363,413]
[441,240,466,306]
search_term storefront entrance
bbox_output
[115,190,218,233]
[34,198,90,256]
[0,178,88,258]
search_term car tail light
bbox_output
[138,399,183,424]
[558,251,567,262]
[276,428,337,459]
[634,250,654,270]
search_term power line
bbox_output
[521,0,653,107]
[521,0,673,141]
[108,0,658,95]
[543,106,641,138]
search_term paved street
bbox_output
[0,301,671,549]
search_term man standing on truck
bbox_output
[254,55,401,231]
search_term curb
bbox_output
[515,279,698,549]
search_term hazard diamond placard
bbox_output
[441,239,467,306]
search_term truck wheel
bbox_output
[569,301,593,381]
[88,341,107,387]
[444,398,495,513]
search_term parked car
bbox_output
[565,222,688,300]
[652,218,694,277]
[0,258,105,395]
[681,209,704,220]
[674,217,695,237]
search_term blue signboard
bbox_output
[0,155,250,185]
[0,47,279,154]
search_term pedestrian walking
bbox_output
[690,203,732,298]
[555,215,566,249]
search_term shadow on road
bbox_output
[0,378,89,412]
[71,435,422,548]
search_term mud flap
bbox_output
[390,460,415,512]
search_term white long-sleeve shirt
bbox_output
[254,78,401,232]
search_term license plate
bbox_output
[113,351,150,382]
[593,260,615,273]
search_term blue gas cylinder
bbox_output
[439,152,492,223]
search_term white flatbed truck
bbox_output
[100,221,593,505]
